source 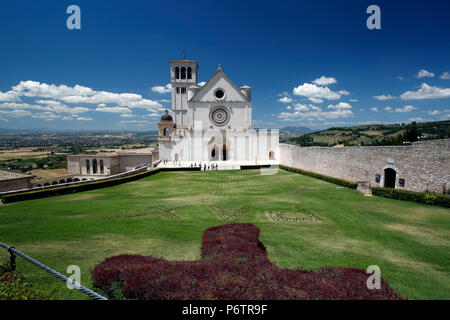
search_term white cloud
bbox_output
[0,91,20,102]
[327,102,352,109]
[198,81,206,87]
[95,106,132,114]
[408,117,426,122]
[440,72,450,80]
[76,117,93,121]
[120,113,134,118]
[350,99,358,102]
[151,84,172,94]
[293,83,341,100]
[428,110,441,115]
[11,80,162,111]
[312,76,337,86]
[0,109,32,118]
[337,90,350,96]
[400,83,450,100]
[278,96,292,103]
[278,102,353,121]
[370,107,379,112]
[395,105,417,113]
[416,69,435,78]
[293,103,309,111]
[374,94,396,101]
[384,106,393,112]
[397,76,404,80]
[286,105,291,110]
[308,97,323,103]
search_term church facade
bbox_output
[157,59,279,164]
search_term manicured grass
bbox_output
[0,169,449,299]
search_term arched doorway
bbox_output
[222,144,227,161]
[175,153,179,161]
[269,151,274,160]
[384,168,396,188]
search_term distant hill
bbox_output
[280,126,314,135]
[287,120,450,147]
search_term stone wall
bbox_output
[279,139,450,193]
[0,177,32,192]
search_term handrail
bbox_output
[0,241,108,300]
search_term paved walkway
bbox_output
[156,160,279,171]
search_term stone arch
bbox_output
[44,182,50,186]
[222,144,227,161]
[100,160,104,174]
[74,178,80,182]
[36,184,42,187]
[82,178,87,181]
[163,128,169,136]
[59,179,66,184]
[86,159,90,174]
[181,67,186,79]
[384,168,396,188]
[187,67,192,79]
[67,178,73,183]
[52,181,58,185]
[175,67,179,79]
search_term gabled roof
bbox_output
[190,68,248,102]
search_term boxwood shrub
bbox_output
[372,187,450,208]
[280,164,357,189]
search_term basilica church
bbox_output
[157,59,279,166]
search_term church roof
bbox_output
[160,109,173,121]
[189,66,248,102]
[169,60,199,67]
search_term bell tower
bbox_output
[169,59,198,126]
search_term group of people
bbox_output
[190,162,219,171]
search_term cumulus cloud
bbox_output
[416,69,435,78]
[278,96,292,103]
[151,84,172,94]
[293,83,341,100]
[0,80,163,123]
[0,91,20,102]
[400,83,450,100]
[312,76,337,86]
[337,90,350,96]
[327,102,352,109]
[278,102,353,121]
[350,99,358,102]
[428,110,441,115]
[440,72,450,80]
[370,107,379,112]
[395,105,417,113]
[384,106,393,112]
[309,97,323,104]
[95,106,132,114]
[374,94,396,101]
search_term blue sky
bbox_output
[0,0,449,131]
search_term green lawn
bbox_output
[0,169,449,300]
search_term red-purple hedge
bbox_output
[92,223,402,300]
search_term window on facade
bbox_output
[92,159,98,174]
[176,87,180,94]
[181,67,186,79]
[187,67,192,79]
[181,87,186,94]
[100,160,104,174]
[86,159,90,174]
[175,67,179,79]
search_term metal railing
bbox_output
[0,241,108,300]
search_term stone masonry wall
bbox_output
[279,139,450,193]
